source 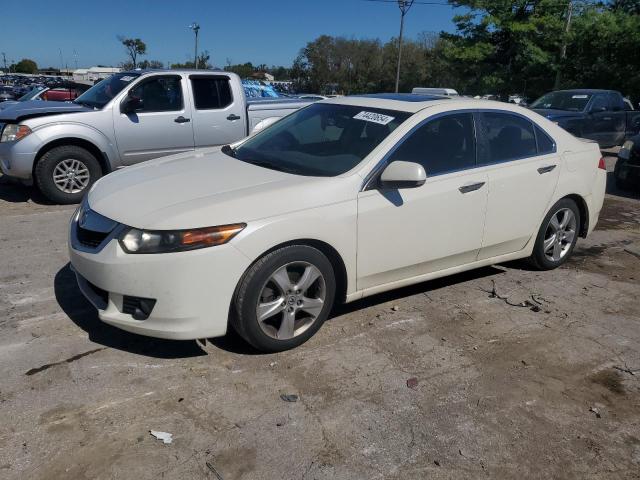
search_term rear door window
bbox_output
[478,112,537,164]
[191,77,233,110]
[391,112,476,176]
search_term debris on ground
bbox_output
[483,280,545,312]
[269,361,277,367]
[280,394,299,403]
[149,430,173,444]
[434,460,441,466]
[406,377,419,389]
[589,407,602,418]
[613,365,637,376]
[391,305,399,312]
[206,461,224,479]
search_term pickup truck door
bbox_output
[187,74,246,147]
[585,94,624,147]
[113,74,195,165]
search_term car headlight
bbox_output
[0,124,32,142]
[118,223,246,254]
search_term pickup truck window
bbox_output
[608,92,625,112]
[530,91,592,112]
[479,112,537,164]
[191,77,233,110]
[230,103,410,177]
[590,95,608,112]
[74,72,141,109]
[129,76,183,113]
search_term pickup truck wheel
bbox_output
[231,245,336,352]
[527,198,581,270]
[35,145,102,204]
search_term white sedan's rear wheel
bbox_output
[528,198,581,270]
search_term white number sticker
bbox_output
[572,95,588,99]
[120,76,135,82]
[353,111,395,125]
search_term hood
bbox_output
[88,148,353,230]
[530,108,582,121]
[0,100,91,122]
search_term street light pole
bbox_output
[189,22,200,69]
[395,0,414,93]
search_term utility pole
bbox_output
[59,48,64,72]
[189,22,200,69]
[395,0,414,93]
[554,0,573,90]
[1,52,6,72]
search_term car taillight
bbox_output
[598,157,606,170]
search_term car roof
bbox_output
[322,93,454,112]
[554,89,618,94]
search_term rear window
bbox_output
[191,77,233,110]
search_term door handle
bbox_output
[603,117,612,121]
[537,165,557,174]
[174,116,190,123]
[227,114,241,121]
[458,182,485,194]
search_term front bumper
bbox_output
[0,132,41,180]
[68,219,252,340]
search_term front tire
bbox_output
[34,145,102,204]
[231,245,336,352]
[528,198,581,270]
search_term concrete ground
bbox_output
[0,154,639,480]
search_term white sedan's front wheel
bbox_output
[232,245,336,352]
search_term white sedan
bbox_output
[68,94,606,352]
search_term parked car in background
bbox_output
[0,70,313,203]
[615,135,640,191]
[0,86,15,102]
[68,94,606,352]
[530,89,640,147]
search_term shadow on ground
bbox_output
[0,175,53,205]
[606,171,640,200]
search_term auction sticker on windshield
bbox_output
[119,76,136,82]
[353,111,395,125]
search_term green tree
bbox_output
[224,62,255,78]
[118,36,147,68]
[14,58,38,74]
[171,51,212,69]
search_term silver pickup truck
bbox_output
[0,70,311,203]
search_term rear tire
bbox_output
[231,245,336,352]
[528,198,581,270]
[35,145,102,204]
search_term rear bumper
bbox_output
[68,231,251,340]
[587,169,607,235]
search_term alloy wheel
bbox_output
[255,261,326,340]
[53,159,90,194]
[543,207,577,262]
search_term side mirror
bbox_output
[379,161,426,189]
[121,94,142,114]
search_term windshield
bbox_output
[74,73,140,109]
[530,91,592,111]
[230,103,411,177]
[18,87,46,101]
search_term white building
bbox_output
[73,66,121,83]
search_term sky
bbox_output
[1,0,461,70]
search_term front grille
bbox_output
[122,295,157,320]
[77,226,110,248]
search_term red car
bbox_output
[41,87,82,102]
